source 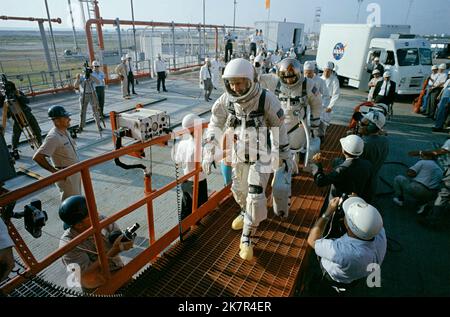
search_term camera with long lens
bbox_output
[108,223,140,244]
[83,61,93,79]
[1,199,48,238]
[0,74,17,102]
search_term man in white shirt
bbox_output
[199,58,214,102]
[153,54,168,93]
[319,61,340,140]
[393,151,443,212]
[307,196,386,294]
[367,69,383,101]
[426,64,448,118]
[173,114,208,221]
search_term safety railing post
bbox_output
[171,22,177,70]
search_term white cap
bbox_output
[343,197,383,240]
[121,56,126,61]
[431,65,438,70]
[182,113,204,129]
[304,60,315,71]
[373,57,380,62]
[92,60,100,67]
[364,111,386,129]
[323,61,335,70]
[372,69,380,75]
[340,134,364,156]
[438,63,447,70]
[383,71,391,78]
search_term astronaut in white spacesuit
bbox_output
[202,58,293,261]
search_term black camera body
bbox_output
[3,199,48,238]
[108,223,140,244]
[83,61,93,79]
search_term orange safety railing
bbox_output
[0,122,231,295]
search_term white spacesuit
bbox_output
[253,54,279,93]
[202,58,293,261]
[275,59,322,170]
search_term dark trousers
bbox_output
[250,43,257,57]
[157,71,167,92]
[12,109,42,149]
[127,72,136,94]
[203,78,213,101]
[95,86,105,116]
[181,179,208,220]
[427,87,442,118]
[225,44,233,62]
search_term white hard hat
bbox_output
[121,56,126,61]
[323,61,335,70]
[438,63,447,70]
[383,71,391,78]
[340,134,364,156]
[373,57,380,62]
[343,197,383,240]
[92,60,100,67]
[304,60,315,71]
[431,65,438,70]
[222,58,258,103]
[364,110,386,129]
[373,103,389,116]
[372,69,380,75]
[182,113,203,129]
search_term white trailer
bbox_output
[255,21,306,54]
[316,24,432,95]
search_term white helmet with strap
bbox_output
[222,58,258,103]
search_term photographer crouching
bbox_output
[306,196,387,296]
[58,195,135,292]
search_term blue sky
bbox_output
[0,0,448,35]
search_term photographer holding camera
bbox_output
[307,196,386,295]
[58,195,134,291]
[0,77,42,156]
[73,63,100,133]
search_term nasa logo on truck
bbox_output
[333,43,346,60]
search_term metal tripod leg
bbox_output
[3,100,40,150]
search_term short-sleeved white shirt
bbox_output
[314,228,387,284]
[410,160,443,190]
[35,127,79,168]
[173,135,206,181]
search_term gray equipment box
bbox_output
[117,108,170,141]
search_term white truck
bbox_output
[255,21,306,55]
[316,24,432,95]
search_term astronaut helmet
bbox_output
[222,58,258,103]
[277,58,303,88]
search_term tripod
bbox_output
[1,97,41,153]
[79,78,105,136]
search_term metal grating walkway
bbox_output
[123,124,347,297]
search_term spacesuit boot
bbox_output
[231,210,245,230]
